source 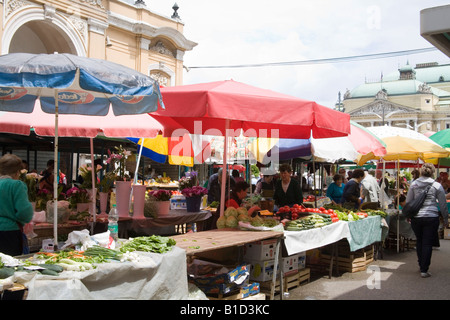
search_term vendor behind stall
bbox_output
[273,164,302,208]
[326,174,345,205]
[341,168,365,210]
[225,181,261,217]
[255,174,276,198]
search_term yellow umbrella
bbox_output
[357,126,449,165]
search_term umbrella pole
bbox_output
[129,138,145,215]
[220,120,230,217]
[53,90,59,250]
[397,158,400,253]
[90,138,96,234]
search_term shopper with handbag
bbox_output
[405,163,448,278]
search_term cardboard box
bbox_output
[298,252,306,270]
[170,196,186,209]
[247,259,279,282]
[282,254,300,274]
[244,239,278,260]
[444,228,450,240]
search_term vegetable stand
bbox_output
[171,229,285,300]
[8,241,189,299]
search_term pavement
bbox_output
[281,238,450,300]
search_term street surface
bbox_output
[284,239,450,300]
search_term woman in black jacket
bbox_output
[273,164,302,208]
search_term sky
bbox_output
[149,0,450,108]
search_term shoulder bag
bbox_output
[401,183,433,219]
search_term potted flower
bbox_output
[147,189,172,216]
[66,187,91,212]
[181,186,208,212]
[98,171,116,214]
[35,188,52,211]
[79,164,102,189]
[106,145,132,218]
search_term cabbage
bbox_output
[224,207,238,218]
[238,213,250,222]
[216,216,227,229]
[225,216,239,228]
[236,207,248,216]
[251,215,264,227]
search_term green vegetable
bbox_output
[39,269,59,276]
[119,236,176,254]
[84,246,123,261]
[0,267,15,279]
[41,264,64,273]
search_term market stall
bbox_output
[128,209,212,236]
[171,229,284,300]
[1,235,189,300]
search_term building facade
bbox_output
[0,0,197,86]
[341,61,450,133]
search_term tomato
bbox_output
[319,207,325,211]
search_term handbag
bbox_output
[401,183,433,219]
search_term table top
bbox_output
[171,228,284,256]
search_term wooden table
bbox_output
[171,229,285,300]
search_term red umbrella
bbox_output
[151,80,351,216]
[152,80,350,139]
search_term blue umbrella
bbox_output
[0,53,164,245]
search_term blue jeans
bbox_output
[411,217,440,273]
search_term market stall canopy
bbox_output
[429,129,450,149]
[0,101,173,138]
[0,52,164,246]
[357,126,450,165]
[152,80,351,139]
[0,53,163,115]
[249,121,385,164]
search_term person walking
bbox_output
[406,163,448,278]
[0,154,34,256]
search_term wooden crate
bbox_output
[321,245,374,273]
[259,268,310,295]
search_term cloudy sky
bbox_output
[150,0,450,108]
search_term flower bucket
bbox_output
[132,185,147,219]
[99,192,109,215]
[116,181,132,217]
[155,201,171,216]
[186,196,202,212]
[76,202,91,213]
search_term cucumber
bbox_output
[39,269,59,276]
[42,264,64,273]
[0,267,15,279]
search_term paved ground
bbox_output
[281,239,450,300]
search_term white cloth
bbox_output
[283,221,351,255]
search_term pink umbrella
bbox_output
[152,80,351,216]
[0,101,176,138]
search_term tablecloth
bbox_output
[284,221,351,255]
[346,215,382,251]
[15,247,189,300]
[283,216,383,255]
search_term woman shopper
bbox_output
[406,163,448,278]
[0,154,34,256]
[341,168,365,210]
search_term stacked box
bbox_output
[170,196,186,209]
[190,263,250,296]
[244,239,278,260]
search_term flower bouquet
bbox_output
[99,171,116,193]
[147,189,172,202]
[106,145,132,181]
[181,186,208,198]
[79,164,102,189]
[66,186,90,204]
[181,186,208,212]
[20,170,39,202]
[35,189,52,211]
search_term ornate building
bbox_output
[340,61,450,133]
[0,0,197,86]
